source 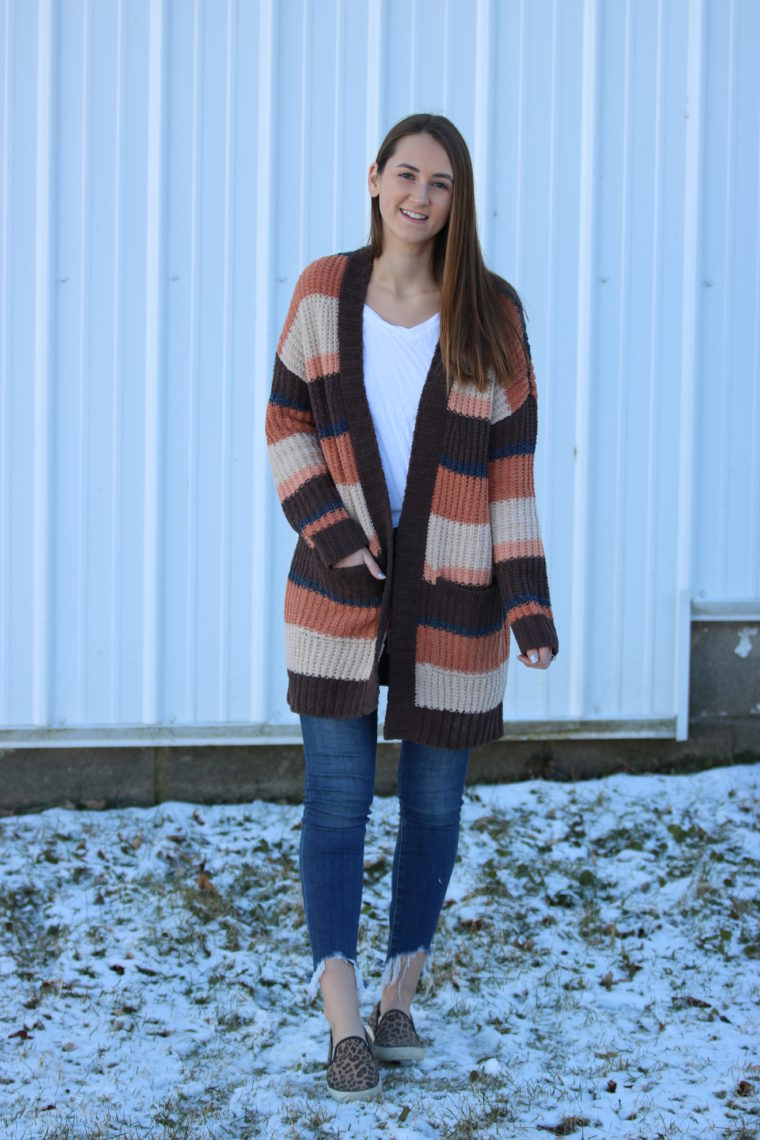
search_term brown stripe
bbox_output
[384,345,450,741]
[287,671,379,720]
[390,703,503,750]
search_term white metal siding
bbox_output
[0,0,758,744]
[693,0,760,605]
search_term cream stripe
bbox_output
[415,661,508,715]
[448,381,492,420]
[490,497,542,547]
[424,515,493,575]
[269,431,326,489]
[335,481,374,542]
[279,294,339,382]
[490,378,513,424]
[286,625,375,681]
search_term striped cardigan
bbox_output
[265,247,558,750]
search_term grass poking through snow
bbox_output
[0,764,758,1137]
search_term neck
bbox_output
[371,239,438,299]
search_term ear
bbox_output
[368,163,380,198]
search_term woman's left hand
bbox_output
[517,646,553,669]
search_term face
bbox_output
[368,133,454,250]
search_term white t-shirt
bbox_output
[362,304,440,527]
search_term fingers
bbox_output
[517,647,553,669]
[331,548,366,569]
[362,549,386,580]
[331,547,386,579]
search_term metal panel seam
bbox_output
[33,0,54,727]
[252,0,274,722]
[142,0,164,726]
[569,0,597,719]
[676,0,704,741]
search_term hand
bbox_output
[517,646,553,669]
[331,547,386,580]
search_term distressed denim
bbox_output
[299,707,469,995]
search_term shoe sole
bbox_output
[372,1043,426,1063]
[327,1080,382,1102]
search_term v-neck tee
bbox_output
[362,304,440,527]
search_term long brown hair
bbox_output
[369,113,521,393]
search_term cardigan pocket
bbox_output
[416,577,509,681]
[286,537,383,636]
[321,559,384,605]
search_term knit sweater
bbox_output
[265,246,558,750]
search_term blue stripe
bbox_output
[269,391,310,413]
[296,501,344,529]
[288,570,379,608]
[419,594,550,638]
[419,615,504,638]
[504,593,551,611]
[317,418,348,440]
[438,453,488,479]
[488,440,535,460]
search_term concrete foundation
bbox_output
[1,621,757,814]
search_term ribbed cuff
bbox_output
[311,516,370,569]
[511,614,559,659]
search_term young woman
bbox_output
[265,113,558,1101]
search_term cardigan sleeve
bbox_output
[265,267,368,568]
[488,297,559,658]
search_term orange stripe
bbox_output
[305,350,340,382]
[423,563,493,586]
[509,601,553,624]
[493,539,545,562]
[430,467,490,525]
[447,386,491,420]
[285,581,379,639]
[488,454,534,499]
[321,434,361,486]
[302,508,351,541]
[265,407,315,446]
[278,463,328,500]
[276,256,348,352]
[417,624,508,672]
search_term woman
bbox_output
[265,113,558,1101]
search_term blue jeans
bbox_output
[299,708,469,995]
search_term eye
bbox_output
[432,181,450,191]
[398,171,414,180]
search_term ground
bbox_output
[1,763,758,1138]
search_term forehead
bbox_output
[391,133,453,175]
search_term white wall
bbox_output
[1,0,758,745]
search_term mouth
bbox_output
[400,208,428,222]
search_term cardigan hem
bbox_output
[383,704,504,751]
[287,674,381,722]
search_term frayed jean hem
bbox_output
[307,953,365,1004]
[380,946,429,991]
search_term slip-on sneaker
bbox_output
[326,1030,381,1102]
[366,1002,426,1063]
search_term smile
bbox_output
[400,208,428,221]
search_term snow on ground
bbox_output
[1,763,758,1139]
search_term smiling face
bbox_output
[368,132,454,253]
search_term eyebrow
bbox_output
[394,162,453,182]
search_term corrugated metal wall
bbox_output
[1,0,758,745]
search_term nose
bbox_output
[409,182,430,205]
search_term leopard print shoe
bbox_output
[326,1031,381,1102]
[366,1002,426,1063]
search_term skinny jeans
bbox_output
[299,707,469,990]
